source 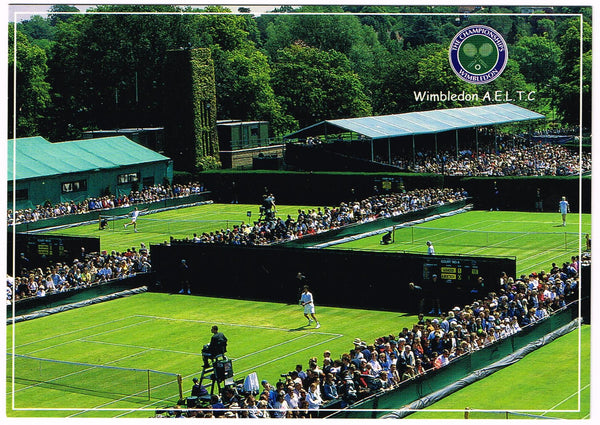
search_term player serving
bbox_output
[124,206,147,233]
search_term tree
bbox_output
[272,44,372,129]
[8,23,51,138]
[46,5,199,139]
[18,15,54,41]
[415,46,479,109]
[213,45,294,135]
[553,18,591,129]
[510,35,561,90]
[48,4,80,26]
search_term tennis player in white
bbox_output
[559,196,570,227]
[124,206,146,232]
[300,285,320,328]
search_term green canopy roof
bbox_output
[284,103,545,140]
[8,136,170,181]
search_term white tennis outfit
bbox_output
[301,291,315,314]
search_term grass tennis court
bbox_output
[410,325,590,420]
[9,204,590,418]
[39,204,590,278]
[40,203,319,253]
[333,210,590,276]
[6,292,589,419]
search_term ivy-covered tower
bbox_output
[164,48,220,172]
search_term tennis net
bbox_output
[402,226,584,251]
[7,354,183,406]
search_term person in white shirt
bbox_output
[306,382,323,411]
[124,206,147,232]
[426,240,435,255]
[559,196,570,226]
[300,284,320,328]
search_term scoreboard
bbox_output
[27,236,67,258]
[421,254,515,294]
[9,232,100,274]
[424,257,479,282]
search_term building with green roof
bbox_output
[7,136,173,210]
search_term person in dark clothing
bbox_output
[380,230,393,245]
[178,259,191,294]
[202,325,227,367]
[191,377,208,397]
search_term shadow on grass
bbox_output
[288,325,309,332]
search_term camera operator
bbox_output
[260,193,276,221]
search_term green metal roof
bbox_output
[8,136,170,181]
[284,103,545,140]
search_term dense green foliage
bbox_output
[9,5,591,141]
[190,48,220,170]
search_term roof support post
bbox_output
[412,135,416,166]
[475,127,479,157]
[434,133,438,156]
[388,138,391,165]
[371,138,374,162]
[455,130,459,160]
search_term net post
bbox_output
[464,407,470,419]
[177,374,183,401]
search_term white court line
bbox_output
[11,316,142,349]
[10,319,155,356]
[540,383,590,416]
[77,338,204,357]
[132,313,345,337]
[12,315,344,414]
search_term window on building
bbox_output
[250,126,259,137]
[61,179,87,193]
[117,172,140,184]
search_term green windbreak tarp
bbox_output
[8,136,170,181]
[284,103,545,140]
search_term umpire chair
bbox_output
[198,354,233,397]
[199,339,233,396]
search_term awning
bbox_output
[284,103,545,140]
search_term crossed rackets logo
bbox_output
[449,25,508,84]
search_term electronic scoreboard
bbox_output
[421,254,515,295]
[9,233,100,274]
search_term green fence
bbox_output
[326,302,579,418]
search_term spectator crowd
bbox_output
[9,187,466,303]
[155,255,582,418]
[7,244,150,304]
[382,139,591,177]
[172,187,468,246]
[8,182,206,226]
